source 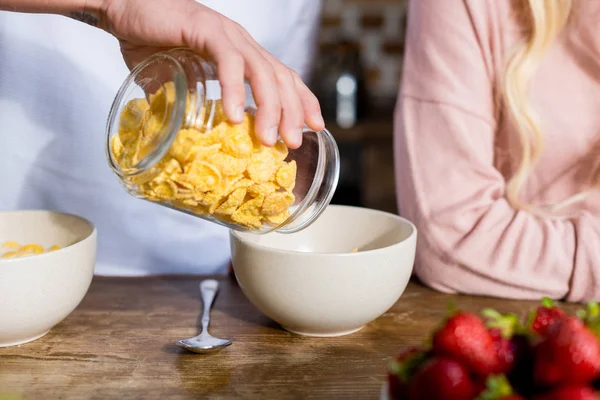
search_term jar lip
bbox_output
[105,52,188,178]
[272,127,340,234]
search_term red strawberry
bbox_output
[387,347,428,399]
[406,357,476,400]
[387,374,404,399]
[499,396,526,400]
[489,328,517,373]
[432,311,500,375]
[532,385,599,400]
[534,316,600,386]
[481,308,534,391]
[530,298,566,337]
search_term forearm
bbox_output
[0,0,105,27]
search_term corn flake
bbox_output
[210,100,228,128]
[1,251,19,259]
[231,178,255,191]
[215,188,247,215]
[110,135,124,161]
[152,181,178,199]
[0,242,62,259]
[149,81,176,118]
[271,140,289,161]
[119,98,149,142]
[208,151,249,176]
[111,86,299,231]
[248,182,279,197]
[169,129,202,164]
[231,196,264,229]
[246,149,279,182]
[198,175,241,213]
[183,160,221,192]
[265,210,290,226]
[262,192,295,216]
[275,160,297,192]
[221,116,254,158]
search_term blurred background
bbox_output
[308,0,407,214]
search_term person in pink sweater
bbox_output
[395,0,600,302]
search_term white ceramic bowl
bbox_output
[230,205,417,337]
[0,210,96,347]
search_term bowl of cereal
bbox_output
[230,205,417,337]
[0,210,96,347]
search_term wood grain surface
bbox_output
[0,277,578,399]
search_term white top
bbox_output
[0,1,322,276]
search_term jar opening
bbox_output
[106,53,188,178]
[274,127,340,234]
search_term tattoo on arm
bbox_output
[69,11,99,27]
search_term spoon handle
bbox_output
[200,279,219,333]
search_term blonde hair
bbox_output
[503,0,573,212]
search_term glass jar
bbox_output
[105,48,340,234]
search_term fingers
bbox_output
[220,21,282,146]
[274,68,304,149]
[189,11,324,148]
[243,34,304,148]
[213,50,246,124]
[292,71,325,133]
[243,43,303,148]
[233,26,308,149]
[199,17,280,145]
[202,22,246,124]
[243,54,282,146]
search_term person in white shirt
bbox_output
[0,0,323,275]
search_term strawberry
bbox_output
[433,311,500,375]
[387,347,429,399]
[529,298,566,337]
[489,328,517,373]
[534,316,600,386]
[532,385,599,400]
[407,357,476,400]
[481,308,534,394]
[387,373,404,399]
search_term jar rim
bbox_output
[105,52,188,178]
[274,127,340,234]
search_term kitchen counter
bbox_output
[0,277,578,399]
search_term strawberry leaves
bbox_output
[476,375,514,400]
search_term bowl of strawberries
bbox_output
[383,299,600,400]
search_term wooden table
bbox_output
[0,277,578,399]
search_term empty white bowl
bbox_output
[0,210,96,347]
[230,205,417,337]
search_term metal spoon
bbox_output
[176,279,232,353]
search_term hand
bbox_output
[101,0,324,149]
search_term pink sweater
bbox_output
[395,0,600,302]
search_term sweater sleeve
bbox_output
[395,0,600,302]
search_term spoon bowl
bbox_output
[177,334,231,354]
